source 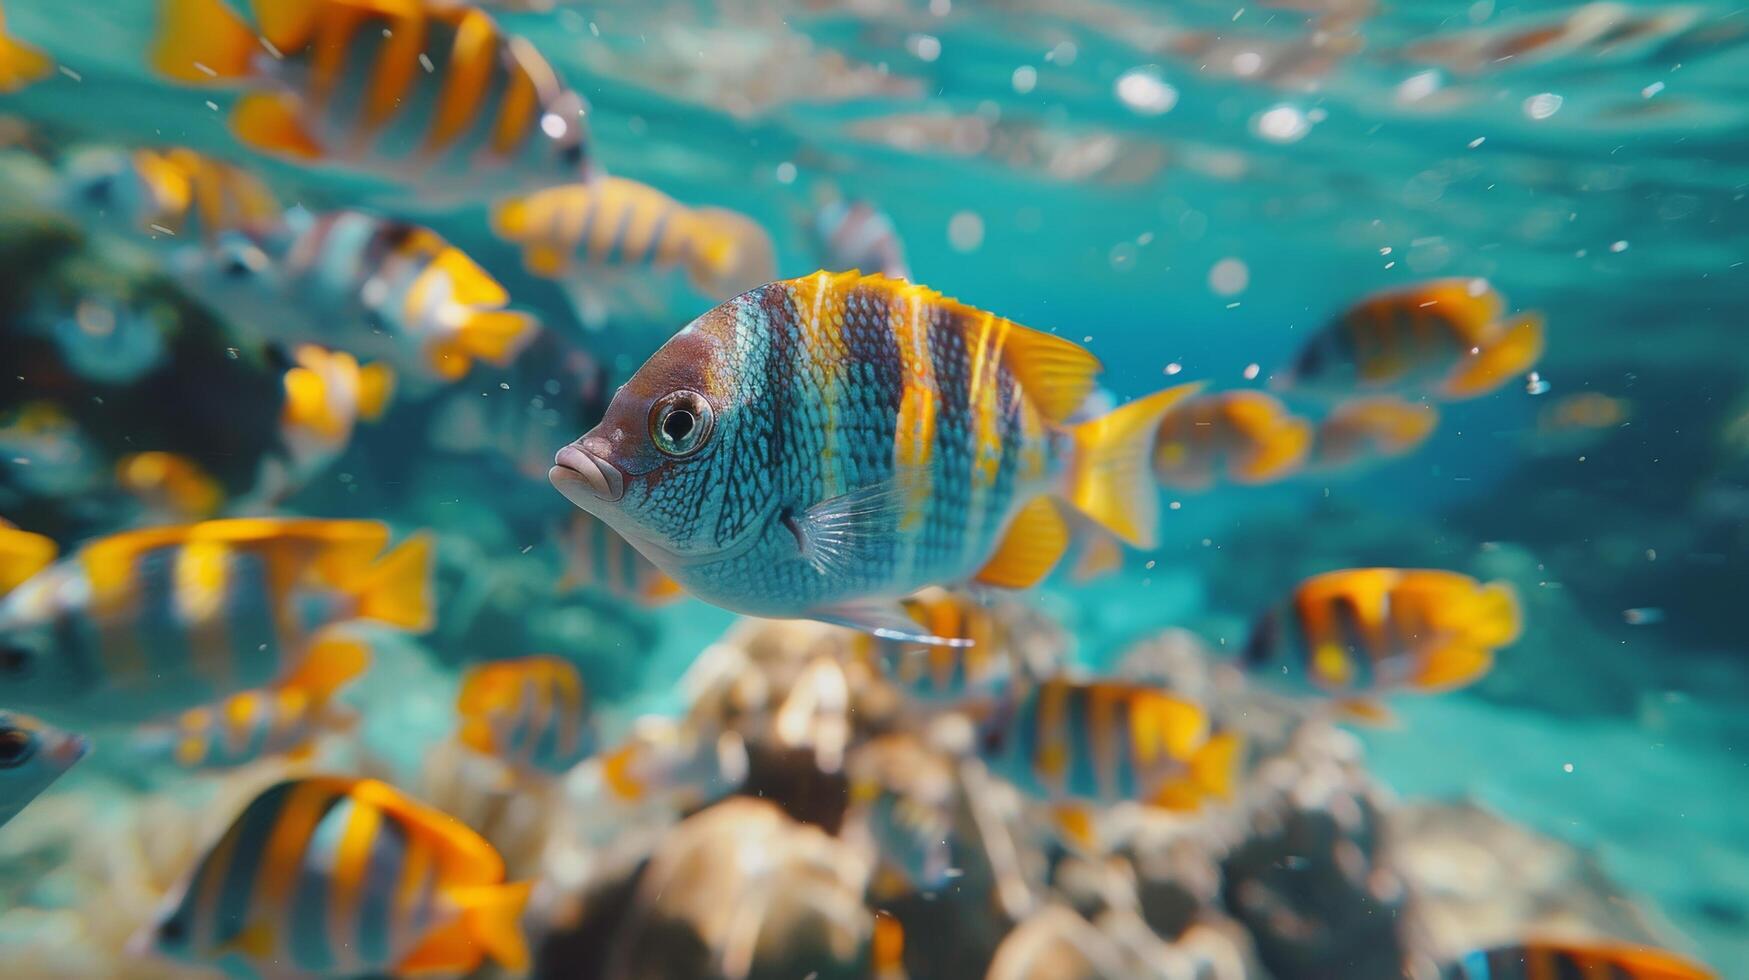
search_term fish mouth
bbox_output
[50,733,89,767]
[550,442,625,505]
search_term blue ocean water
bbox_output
[0,0,1745,977]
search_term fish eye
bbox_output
[559,141,585,168]
[0,727,35,768]
[157,915,187,945]
[649,390,714,458]
[0,645,35,679]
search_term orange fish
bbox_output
[0,3,52,93]
[1307,397,1439,472]
[456,654,596,777]
[116,451,226,521]
[1243,568,1520,723]
[1443,939,1715,980]
[1152,390,1312,489]
[1283,279,1543,401]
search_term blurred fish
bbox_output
[550,270,1198,644]
[0,518,431,724]
[0,402,103,498]
[812,198,910,281]
[0,709,87,828]
[132,635,366,769]
[855,589,1013,706]
[456,654,596,778]
[1243,568,1521,722]
[426,328,608,482]
[28,294,170,384]
[1307,396,1439,472]
[140,775,531,976]
[980,678,1242,840]
[1442,939,1715,980]
[259,343,395,500]
[0,2,52,93]
[0,524,56,594]
[849,735,956,894]
[178,211,538,382]
[1530,391,1631,455]
[152,0,593,198]
[1280,279,1544,401]
[1151,390,1312,489]
[594,720,748,809]
[492,176,775,325]
[57,146,284,247]
[116,451,226,522]
[556,511,682,606]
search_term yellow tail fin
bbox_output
[1441,313,1544,400]
[1235,415,1312,484]
[279,635,370,702]
[351,534,433,631]
[0,8,54,93]
[490,197,529,239]
[152,0,259,82]
[0,527,57,594]
[1066,384,1202,548]
[356,362,396,422]
[1188,731,1242,801]
[974,497,1070,589]
[1412,642,1493,692]
[1461,581,1522,648]
[453,881,533,971]
[457,310,537,366]
[231,90,323,159]
[684,207,776,300]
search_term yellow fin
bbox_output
[347,778,505,878]
[356,361,395,422]
[490,196,529,239]
[1067,383,1202,548]
[232,90,324,160]
[640,573,685,605]
[279,636,369,702]
[351,534,433,631]
[152,0,259,81]
[0,8,53,93]
[1069,531,1123,583]
[600,745,645,801]
[1235,415,1312,484]
[1049,804,1099,853]
[1460,581,1522,648]
[684,206,776,300]
[0,527,57,594]
[455,310,538,367]
[450,881,533,971]
[216,920,275,960]
[396,917,479,976]
[1188,731,1242,801]
[1334,698,1398,727]
[1000,325,1103,425]
[1412,643,1493,693]
[974,497,1069,589]
[1441,313,1545,400]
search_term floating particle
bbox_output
[1253,105,1310,143]
[1623,607,1664,625]
[1523,92,1563,120]
[1396,70,1440,104]
[1642,80,1665,99]
[58,65,82,82]
[1610,240,1629,253]
[1209,257,1249,296]
[1114,68,1177,115]
[1169,500,1181,510]
[540,112,567,138]
[419,52,435,73]
[1011,65,1037,94]
[947,211,984,252]
[1232,51,1263,77]
[1046,41,1077,66]
[1164,362,1182,375]
[1525,371,1550,395]
[1243,363,1260,380]
[1109,241,1137,270]
[907,34,941,62]
[775,161,797,184]
[1468,136,1486,148]
[1562,763,1574,773]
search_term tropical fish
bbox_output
[0,518,430,724]
[139,776,531,977]
[425,328,608,482]
[0,401,103,498]
[177,211,539,382]
[549,270,1198,644]
[260,343,395,499]
[811,198,911,281]
[1151,390,1312,489]
[0,3,53,93]
[456,654,596,777]
[556,511,682,606]
[849,734,956,894]
[57,146,285,248]
[1242,568,1520,722]
[116,451,226,522]
[593,720,748,809]
[1306,396,1439,472]
[492,177,776,303]
[1441,939,1715,980]
[0,709,87,828]
[855,588,1013,706]
[1280,279,1544,401]
[979,678,1242,825]
[151,0,593,198]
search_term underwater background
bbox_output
[0,0,1744,977]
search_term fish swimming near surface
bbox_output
[556,511,683,606]
[116,451,226,522]
[178,210,539,383]
[854,588,1014,707]
[1306,396,1439,472]
[151,0,593,199]
[57,145,285,248]
[0,518,431,724]
[455,654,597,778]
[1243,567,1520,723]
[812,198,911,281]
[1280,278,1543,401]
[132,636,367,770]
[0,3,53,94]
[0,708,87,828]
[979,677,1242,845]
[1151,390,1313,489]
[138,775,532,977]
[492,176,777,311]
[1441,939,1716,980]
[549,270,1198,645]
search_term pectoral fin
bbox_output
[786,481,905,581]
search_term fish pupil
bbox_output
[663,409,695,442]
[0,728,34,767]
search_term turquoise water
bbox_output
[0,0,1745,977]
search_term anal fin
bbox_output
[974,497,1069,589]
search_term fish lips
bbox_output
[550,442,625,507]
